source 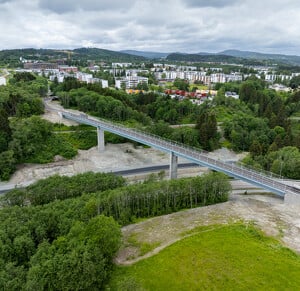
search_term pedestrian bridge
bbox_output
[61,110,300,200]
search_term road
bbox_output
[0,163,267,195]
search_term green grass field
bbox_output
[108,224,300,290]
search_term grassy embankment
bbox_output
[109,223,300,290]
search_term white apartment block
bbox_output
[91,78,108,88]
[76,72,93,83]
[226,73,243,82]
[112,63,132,68]
[115,76,148,89]
[125,69,149,77]
[211,73,226,83]
[265,74,292,82]
[0,76,7,86]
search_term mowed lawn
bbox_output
[108,224,300,290]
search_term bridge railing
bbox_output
[62,111,299,196]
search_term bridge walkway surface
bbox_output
[61,110,300,199]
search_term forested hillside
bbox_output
[0,47,146,67]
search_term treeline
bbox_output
[0,172,230,289]
[88,172,231,225]
[1,172,126,207]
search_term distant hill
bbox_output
[166,53,241,63]
[219,49,300,65]
[72,48,146,62]
[0,47,146,66]
[2,47,300,67]
[120,50,169,59]
[166,51,297,66]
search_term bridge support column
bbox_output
[169,152,178,179]
[97,127,105,152]
[284,192,300,205]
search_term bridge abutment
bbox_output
[169,152,178,179]
[284,192,300,205]
[97,127,105,152]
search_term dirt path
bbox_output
[116,193,300,265]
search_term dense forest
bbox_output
[0,171,230,289]
[215,77,300,178]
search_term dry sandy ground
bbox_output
[7,104,300,264]
[116,193,300,265]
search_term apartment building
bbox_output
[115,76,148,89]
[0,76,6,86]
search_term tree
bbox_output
[9,116,53,162]
[173,78,189,91]
[136,82,149,91]
[269,146,300,178]
[196,111,219,150]
[26,216,121,291]
[0,150,15,180]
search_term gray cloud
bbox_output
[183,0,239,8]
[0,0,300,55]
[38,0,136,14]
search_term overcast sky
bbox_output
[1,0,300,55]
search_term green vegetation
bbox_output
[109,223,300,290]
[0,172,126,290]
[0,115,80,180]
[0,72,83,180]
[1,172,126,206]
[51,75,300,176]
[86,172,230,225]
[26,215,121,291]
[215,77,300,178]
[0,172,230,289]
[52,79,220,150]
[0,48,146,67]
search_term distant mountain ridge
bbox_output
[0,47,146,65]
[218,49,300,65]
[120,50,169,59]
[163,50,300,65]
[1,47,300,66]
[166,53,240,63]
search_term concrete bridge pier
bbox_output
[97,127,105,152]
[169,152,178,179]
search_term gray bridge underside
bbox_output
[61,111,300,198]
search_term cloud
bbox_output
[183,0,238,8]
[0,0,300,55]
[38,0,136,14]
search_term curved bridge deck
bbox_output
[62,111,300,198]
